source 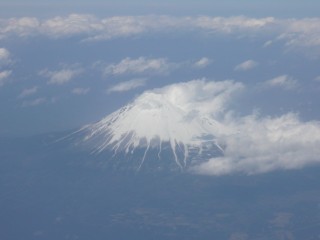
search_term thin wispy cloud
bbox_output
[314,76,320,82]
[72,87,90,95]
[104,57,170,76]
[107,78,146,93]
[280,18,320,48]
[194,16,275,33]
[263,40,273,47]
[18,86,38,98]
[0,48,12,87]
[194,57,212,68]
[0,70,12,87]
[40,67,82,85]
[0,48,10,65]
[22,97,46,107]
[265,75,298,90]
[234,60,258,71]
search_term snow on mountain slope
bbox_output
[76,79,243,170]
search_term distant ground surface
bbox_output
[1,134,320,240]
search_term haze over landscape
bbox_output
[1,1,320,239]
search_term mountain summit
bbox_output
[75,80,242,171]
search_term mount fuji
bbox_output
[70,80,239,171]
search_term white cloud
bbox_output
[234,60,258,71]
[193,16,275,33]
[40,15,161,40]
[22,97,46,107]
[107,78,146,93]
[0,17,39,39]
[1,15,272,40]
[72,87,90,95]
[94,16,149,40]
[104,57,170,76]
[0,70,12,87]
[0,15,174,40]
[0,48,10,64]
[280,18,320,48]
[18,86,38,98]
[76,15,186,41]
[263,40,273,47]
[40,67,82,85]
[264,75,298,90]
[158,79,244,118]
[41,14,99,38]
[194,57,212,68]
[192,112,320,176]
[0,48,12,87]
[1,15,320,54]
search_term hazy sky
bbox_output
[1,0,320,17]
[0,1,320,137]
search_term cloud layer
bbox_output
[1,15,320,52]
[193,112,320,175]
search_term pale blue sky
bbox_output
[0,0,320,17]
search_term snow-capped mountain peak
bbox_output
[78,80,236,170]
